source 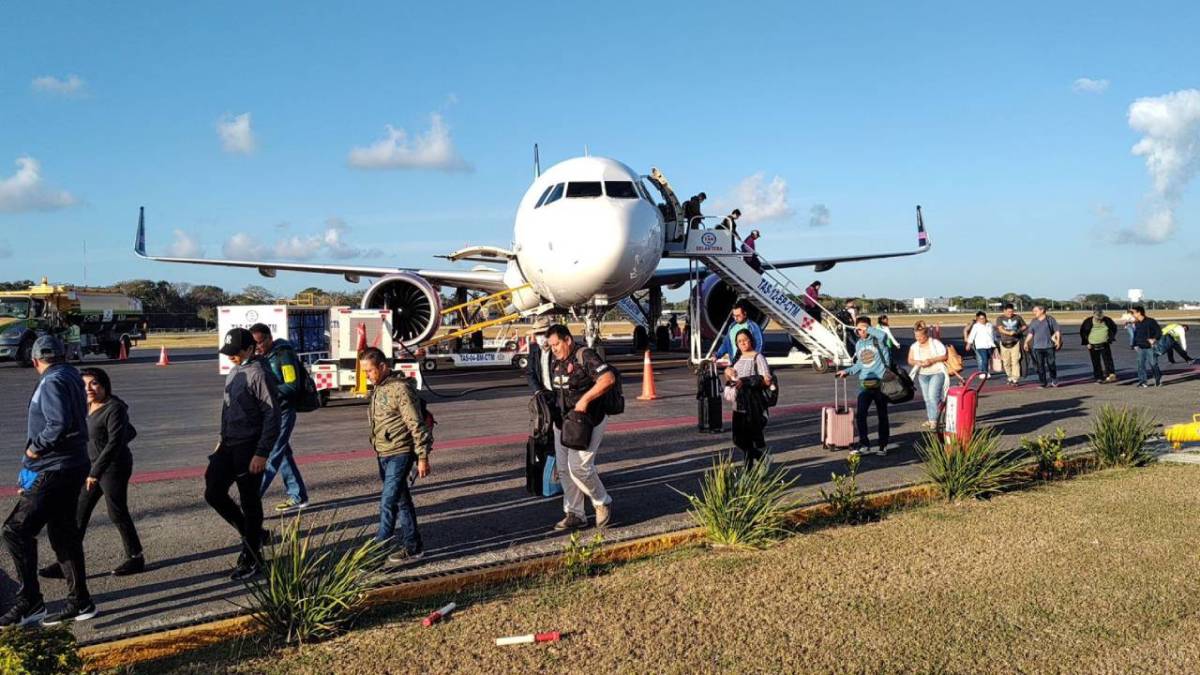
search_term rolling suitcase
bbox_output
[821,377,857,450]
[525,434,561,497]
[697,361,723,433]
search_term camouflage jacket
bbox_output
[368,372,431,459]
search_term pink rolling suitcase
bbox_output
[821,377,857,450]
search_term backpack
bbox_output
[870,337,914,404]
[292,359,322,413]
[529,390,556,442]
[575,349,625,415]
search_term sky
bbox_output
[2,1,1199,302]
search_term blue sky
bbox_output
[2,1,1199,301]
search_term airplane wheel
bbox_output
[633,326,649,352]
[812,358,831,374]
[515,355,529,369]
[422,359,438,372]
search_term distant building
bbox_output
[906,297,954,312]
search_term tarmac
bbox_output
[1,326,1198,644]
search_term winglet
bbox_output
[534,143,541,178]
[134,207,147,257]
[916,205,930,250]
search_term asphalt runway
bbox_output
[1,327,1198,644]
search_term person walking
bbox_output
[907,324,949,430]
[1159,322,1194,364]
[683,192,707,229]
[803,280,822,319]
[713,300,765,364]
[995,303,1026,386]
[526,319,552,392]
[248,324,310,514]
[361,347,431,564]
[545,324,618,530]
[837,317,891,456]
[1079,309,1118,383]
[1130,306,1162,387]
[1,336,96,627]
[964,311,997,378]
[39,367,144,581]
[206,328,280,581]
[722,329,773,467]
[1024,305,1061,388]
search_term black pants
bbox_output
[76,463,142,559]
[204,444,264,556]
[732,411,766,467]
[1032,348,1057,385]
[2,466,90,605]
[1087,344,1116,379]
[855,388,890,450]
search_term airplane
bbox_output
[134,154,930,349]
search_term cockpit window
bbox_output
[566,182,602,198]
[542,183,565,206]
[534,184,555,208]
[604,181,638,199]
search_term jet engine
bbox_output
[695,275,765,340]
[361,273,442,346]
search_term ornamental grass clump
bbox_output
[918,427,1022,501]
[1089,405,1156,468]
[678,452,798,549]
[242,515,387,645]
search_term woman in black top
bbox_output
[40,367,145,578]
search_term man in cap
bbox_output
[1079,308,1118,383]
[526,318,553,392]
[1,335,96,626]
[206,327,280,580]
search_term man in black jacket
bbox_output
[1079,308,1119,383]
[1130,306,1162,387]
[206,328,280,580]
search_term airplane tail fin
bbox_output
[134,207,147,257]
[916,205,930,249]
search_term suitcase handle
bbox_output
[834,372,848,408]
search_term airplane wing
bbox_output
[132,208,507,292]
[648,206,931,287]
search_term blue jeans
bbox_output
[376,454,422,554]
[259,408,308,502]
[1135,346,1161,386]
[1032,348,1057,385]
[974,347,993,375]
[918,372,947,422]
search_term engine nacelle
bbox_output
[361,273,442,346]
[695,275,765,340]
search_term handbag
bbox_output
[989,350,1003,373]
[560,410,595,450]
[945,344,964,375]
[880,366,915,403]
[752,358,779,407]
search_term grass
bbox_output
[125,464,1200,674]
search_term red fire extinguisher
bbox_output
[942,371,988,446]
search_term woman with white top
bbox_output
[964,311,997,377]
[908,323,949,429]
[723,329,773,467]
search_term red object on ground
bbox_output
[156,346,170,367]
[943,371,987,445]
[117,340,128,361]
[422,602,456,627]
[534,631,561,643]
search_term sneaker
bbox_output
[1049,381,1059,388]
[41,600,97,626]
[1138,383,1149,388]
[112,554,145,577]
[38,562,64,579]
[848,446,866,457]
[874,446,889,457]
[274,498,309,513]
[1104,374,1118,383]
[595,503,612,529]
[554,513,587,530]
[386,548,425,565]
[230,549,262,581]
[0,598,46,627]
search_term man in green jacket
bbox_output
[250,324,309,513]
[362,347,431,565]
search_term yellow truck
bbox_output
[0,278,146,366]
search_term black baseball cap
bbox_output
[219,327,255,356]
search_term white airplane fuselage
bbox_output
[512,157,664,308]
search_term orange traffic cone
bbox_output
[117,340,128,361]
[636,350,658,401]
[156,346,171,367]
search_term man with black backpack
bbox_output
[250,323,311,514]
[545,324,619,530]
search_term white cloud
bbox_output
[0,156,78,213]
[165,229,203,257]
[348,113,471,171]
[223,219,383,260]
[216,113,257,155]
[1072,77,1110,94]
[1112,89,1200,244]
[719,173,793,224]
[31,74,85,96]
[809,203,831,227]
[0,240,11,259]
